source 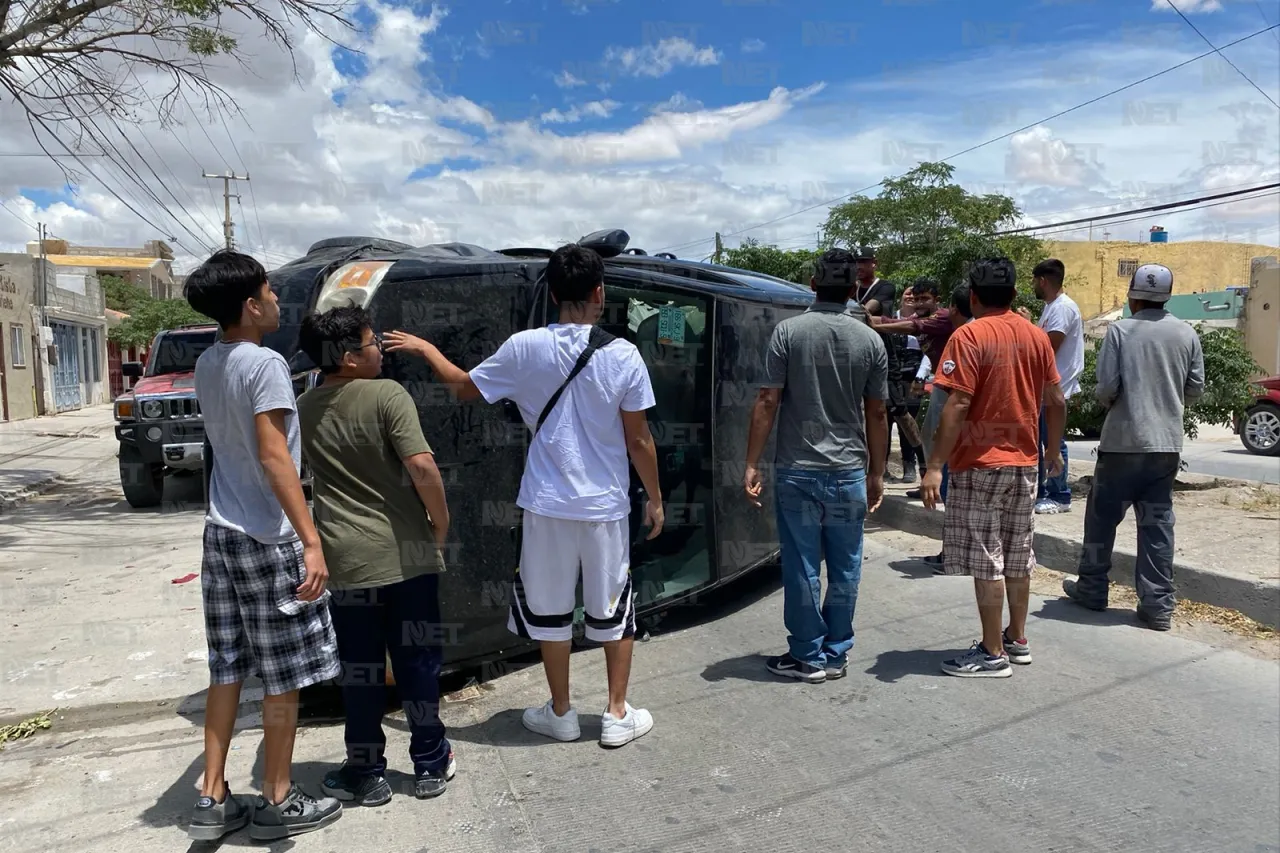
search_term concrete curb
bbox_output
[871,493,1280,629]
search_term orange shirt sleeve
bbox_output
[933,325,979,396]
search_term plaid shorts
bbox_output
[201,523,341,696]
[942,466,1037,582]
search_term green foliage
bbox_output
[105,274,211,348]
[820,162,1046,309]
[1067,325,1262,440]
[719,239,818,284]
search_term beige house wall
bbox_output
[1044,240,1280,320]
[1245,257,1280,378]
[0,256,40,421]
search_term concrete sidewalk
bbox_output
[874,456,1280,628]
[0,405,118,511]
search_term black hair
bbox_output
[968,257,1017,308]
[1033,258,1065,287]
[1132,299,1167,312]
[299,304,372,375]
[813,247,858,303]
[547,243,604,304]
[951,283,974,319]
[910,277,940,297]
[183,249,269,330]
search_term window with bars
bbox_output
[1117,259,1140,278]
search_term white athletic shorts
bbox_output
[508,511,636,644]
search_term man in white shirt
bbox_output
[1022,259,1084,514]
[383,244,664,749]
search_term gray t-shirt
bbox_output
[1096,309,1205,454]
[764,302,889,470]
[195,341,301,544]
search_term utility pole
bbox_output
[713,231,723,264]
[201,171,249,250]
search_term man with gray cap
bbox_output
[1063,263,1205,631]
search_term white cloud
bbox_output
[652,92,705,113]
[540,100,621,124]
[1005,126,1108,188]
[554,69,587,88]
[741,38,766,54]
[604,37,722,78]
[1150,0,1222,11]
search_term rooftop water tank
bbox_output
[1150,226,1168,243]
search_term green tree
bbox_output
[720,239,818,284]
[104,273,210,348]
[820,162,1046,317]
[1068,325,1261,440]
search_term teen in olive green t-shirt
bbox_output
[298,378,447,588]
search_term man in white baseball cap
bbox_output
[1063,263,1205,631]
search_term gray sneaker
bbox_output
[1034,499,1068,515]
[940,642,1013,678]
[187,784,254,841]
[249,783,343,841]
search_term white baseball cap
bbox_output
[1128,263,1173,303]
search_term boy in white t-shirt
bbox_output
[384,244,664,748]
[1020,258,1085,514]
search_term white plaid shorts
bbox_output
[201,523,341,695]
[942,466,1037,582]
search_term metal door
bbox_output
[51,322,82,412]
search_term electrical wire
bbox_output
[995,183,1280,235]
[1023,192,1280,238]
[655,23,1280,255]
[0,197,37,229]
[1165,0,1280,108]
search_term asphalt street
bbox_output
[1,456,1277,853]
[1069,425,1280,485]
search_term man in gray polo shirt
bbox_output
[744,248,889,683]
[1063,263,1205,631]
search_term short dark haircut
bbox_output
[1032,258,1065,287]
[1132,299,1167,312]
[183,249,268,329]
[951,283,974,319]
[911,277,940,298]
[547,243,604,304]
[813,248,858,303]
[968,257,1017,309]
[299,305,372,374]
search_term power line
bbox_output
[995,183,1280,235]
[1025,192,1280,239]
[1165,0,1280,109]
[655,23,1280,255]
[0,198,36,229]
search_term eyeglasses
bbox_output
[353,332,383,352]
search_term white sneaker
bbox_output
[600,703,654,748]
[521,701,580,742]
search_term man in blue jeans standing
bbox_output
[744,248,889,683]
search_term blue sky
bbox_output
[1,0,1277,267]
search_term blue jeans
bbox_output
[1075,452,1180,616]
[1037,410,1071,505]
[774,468,868,667]
[329,573,452,777]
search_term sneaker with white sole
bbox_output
[521,700,581,742]
[765,653,827,683]
[940,642,1013,678]
[600,703,654,747]
[1002,630,1032,665]
[1034,499,1069,515]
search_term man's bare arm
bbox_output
[256,409,320,549]
[621,410,662,501]
[1042,381,1067,453]
[864,397,888,479]
[926,389,973,472]
[746,388,781,467]
[1047,330,1065,353]
[404,452,450,547]
[383,331,482,402]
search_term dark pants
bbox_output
[1075,452,1180,616]
[897,398,926,472]
[330,572,451,777]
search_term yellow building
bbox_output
[1045,239,1280,320]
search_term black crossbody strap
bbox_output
[534,326,616,436]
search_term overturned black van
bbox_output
[222,229,818,670]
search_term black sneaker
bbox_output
[1137,607,1172,632]
[187,783,254,841]
[766,653,826,683]
[1062,578,1107,612]
[924,552,946,575]
[900,467,918,484]
[824,659,848,680]
[249,783,343,841]
[414,751,458,799]
[906,488,923,500]
[322,761,392,807]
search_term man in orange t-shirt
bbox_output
[921,258,1067,679]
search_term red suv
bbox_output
[1240,375,1280,456]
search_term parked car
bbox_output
[205,228,814,673]
[1239,375,1280,456]
[113,325,218,507]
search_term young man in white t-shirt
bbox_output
[383,244,664,748]
[1021,259,1084,514]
